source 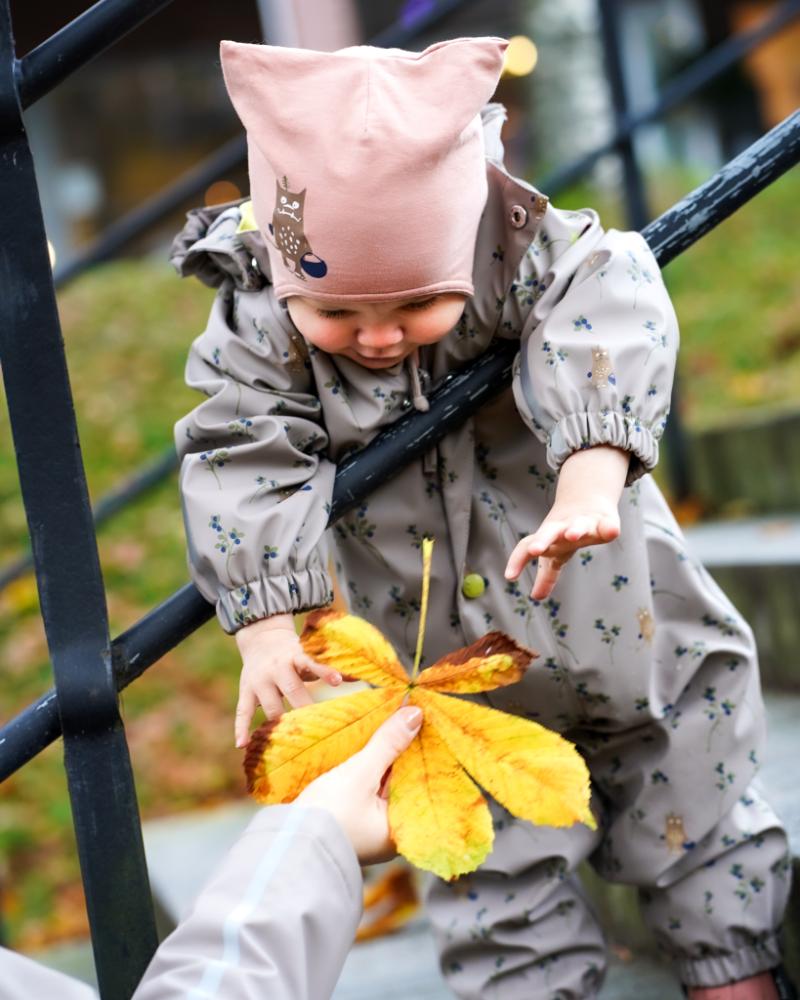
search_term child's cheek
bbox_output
[301,321,353,355]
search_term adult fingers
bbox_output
[350,706,423,784]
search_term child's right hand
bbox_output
[234,613,342,748]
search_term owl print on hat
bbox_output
[269,176,328,281]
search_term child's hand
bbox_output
[504,445,629,601]
[505,498,620,601]
[234,614,342,748]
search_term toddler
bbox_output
[171,36,793,999]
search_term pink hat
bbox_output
[219,36,508,302]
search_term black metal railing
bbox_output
[1,1,799,998]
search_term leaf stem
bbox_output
[411,537,434,680]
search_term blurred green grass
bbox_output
[1,165,798,946]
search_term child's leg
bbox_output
[426,802,606,999]
[587,644,791,992]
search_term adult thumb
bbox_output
[354,706,422,781]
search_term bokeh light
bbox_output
[204,180,242,206]
[503,35,538,77]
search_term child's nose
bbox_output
[356,325,404,349]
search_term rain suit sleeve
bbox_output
[172,204,335,633]
[133,805,362,1000]
[509,201,680,486]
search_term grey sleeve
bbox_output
[132,806,363,1000]
[511,203,679,485]
[0,948,98,1000]
[175,282,336,633]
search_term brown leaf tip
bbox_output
[440,630,538,669]
[302,608,344,637]
[243,718,280,793]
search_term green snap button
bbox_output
[462,573,486,599]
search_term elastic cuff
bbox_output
[546,409,660,486]
[217,567,334,633]
[678,935,783,988]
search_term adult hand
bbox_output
[296,706,423,864]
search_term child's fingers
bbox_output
[530,555,565,601]
[275,664,315,711]
[504,523,564,579]
[597,514,621,542]
[234,687,258,748]
[295,653,342,687]
[563,515,596,543]
[254,680,286,722]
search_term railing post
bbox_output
[0,2,158,996]
[597,0,692,502]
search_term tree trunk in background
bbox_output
[255,0,361,48]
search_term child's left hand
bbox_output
[504,445,629,601]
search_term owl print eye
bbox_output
[280,196,287,204]
[291,201,300,210]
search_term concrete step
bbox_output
[683,516,800,689]
[24,922,681,998]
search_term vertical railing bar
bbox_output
[16,0,178,108]
[0,2,158,996]
[597,0,692,502]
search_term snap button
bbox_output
[509,204,528,229]
[401,397,412,410]
[462,573,486,599]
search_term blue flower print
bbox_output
[248,474,279,504]
[228,417,254,440]
[513,275,546,307]
[334,502,391,570]
[701,613,742,638]
[200,448,230,489]
[573,315,592,332]
[542,340,568,384]
[626,250,655,308]
[209,515,245,580]
[594,618,621,663]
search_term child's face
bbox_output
[286,293,467,370]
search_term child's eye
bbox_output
[317,308,350,319]
[402,297,436,311]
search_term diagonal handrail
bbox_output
[16,0,177,108]
[2,108,798,783]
